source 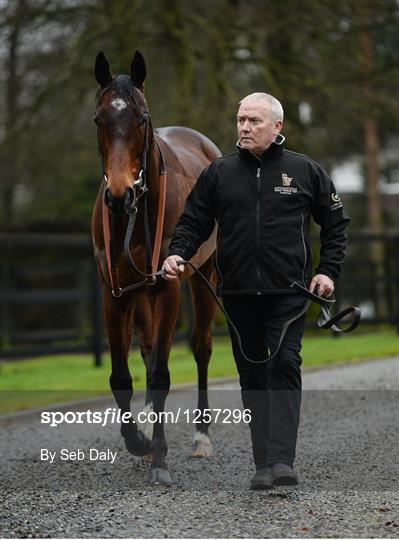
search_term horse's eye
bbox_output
[93,114,100,125]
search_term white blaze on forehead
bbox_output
[111,98,128,111]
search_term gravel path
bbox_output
[1,357,398,538]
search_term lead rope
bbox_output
[159,260,361,365]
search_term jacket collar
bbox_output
[236,133,285,162]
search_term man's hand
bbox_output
[162,255,185,281]
[309,274,334,297]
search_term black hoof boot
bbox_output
[148,466,173,486]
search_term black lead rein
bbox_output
[156,260,361,365]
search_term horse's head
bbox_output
[94,50,150,208]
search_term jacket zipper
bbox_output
[256,167,261,294]
[214,240,224,291]
[300,213,307,286]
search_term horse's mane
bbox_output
[96,75,137,103]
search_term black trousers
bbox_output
[222,294,307,470]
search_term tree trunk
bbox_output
[1,0,26,225]
[360,27,383,234]
[359,8,386,318]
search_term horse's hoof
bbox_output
[124,429,151,457]
[192,432,213,458]
[148,467,173,486]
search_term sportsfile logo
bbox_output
[40,407,251,427]
[274,173,297,195]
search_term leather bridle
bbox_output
[99,110,167,297]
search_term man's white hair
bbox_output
[239,92,284,121]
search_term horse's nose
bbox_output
[104,187,134,214]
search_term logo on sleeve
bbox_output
[331,193,341,203]
[274,173,297,195]
[330,192,343,210]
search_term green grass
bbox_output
[1,331,397,414]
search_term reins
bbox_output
[100,110,167,297]
[119,136,167,293]
[159,260,361,365]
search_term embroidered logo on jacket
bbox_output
[331,192,341,203]
[282,173,293,187]
[330,192,343,210]
[274,173,297,195]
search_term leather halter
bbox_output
[100,112,167,297]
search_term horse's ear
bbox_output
[130,50,147,92]
[95,51,112,88]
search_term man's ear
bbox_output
[275,119,283,134]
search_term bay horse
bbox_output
[91,50,220,486]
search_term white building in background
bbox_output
[297,103,399,197]
[331,140,399,196]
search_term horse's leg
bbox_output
[147,279,180,486]
[189,256,217,457]
[135,292,154,440]
[104,287,150,456]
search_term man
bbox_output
[162,93,349,489]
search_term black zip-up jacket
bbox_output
[169,135,350,296]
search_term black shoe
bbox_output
[250,467,274,490]
[271,463,299,486]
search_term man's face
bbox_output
[237,100,283,155]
